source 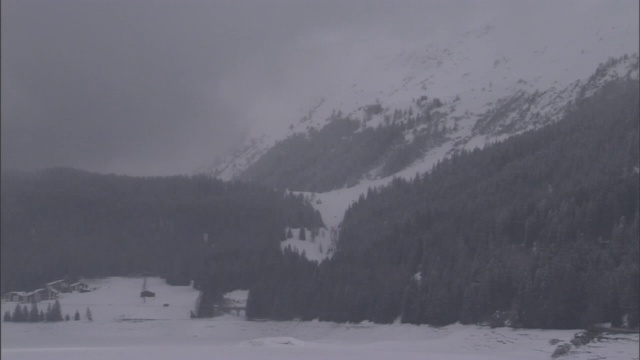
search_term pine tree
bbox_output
[195,290,213,318]
[12,303,23,322]
[22,305,29,322]
[65,314,70,321]
[3,311,12,322]
[29,302,39,323]
[74,310,80,321]
[51,300,63,322]
[298,227,306,241]
[39,310,45,322]
[45,303,52,322]
[86,307,93,321]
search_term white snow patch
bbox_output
[224,290,248,304]
[241,336,306,347]
[413,272,422,282]
[281,227,333,262]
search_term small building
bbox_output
[24,288,58,303]
[46,279,70,293]
[3,291,27,302]
[69,282,90,292]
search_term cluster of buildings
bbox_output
[3,279,90,304]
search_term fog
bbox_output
[1,0,631,175]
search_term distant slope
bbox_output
[211,1,638,183]
[234,55,639,193]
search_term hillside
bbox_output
[0,170,322,295]
[209,2,639,266]
[246,77,640,329]
[231,55,639,265]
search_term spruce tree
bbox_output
[3,311,12,322]
[298,227,306,241]
[74,310,80,321]
[45,303,52,322]
[12,303,23,322]
[196,290,213,318]
[86,307,93,321]
[51,300,63,322]
[29,302,39,323]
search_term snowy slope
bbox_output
[2,278,638,360]
[212,1,638,181]
[1,277,199,323]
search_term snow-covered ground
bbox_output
[2,277,638,360]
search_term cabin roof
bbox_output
[46,279,66,285]
[25,288,58,296]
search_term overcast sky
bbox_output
[1,0,635,176]
[0,0,483,176]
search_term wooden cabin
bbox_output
[46,279,70,293]
[3,291,27,302]
[69,282,90,292]
[24,288,58,303]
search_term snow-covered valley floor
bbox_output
[2,278,638,360]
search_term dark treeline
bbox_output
[4,300,65,323]
[246,77,640,329]
[1,170,322,296]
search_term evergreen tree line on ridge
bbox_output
[1,171,322,296]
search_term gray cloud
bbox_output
[2,0,636,175]
[2,0,474,175]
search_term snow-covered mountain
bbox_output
[210,2,639,261]
[213,2,637,179]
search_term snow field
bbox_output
[2,277,637,360]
